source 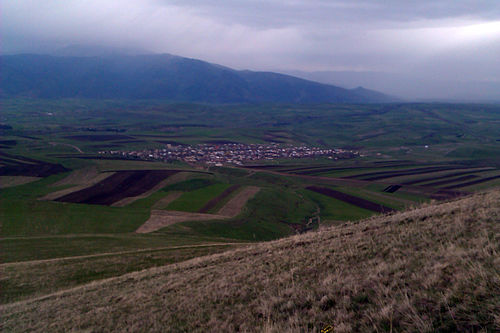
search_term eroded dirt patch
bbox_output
[136,210,226,233]
[151,192,183,210]
[0,176,40,189]
[41,172,115,201]
[52,167,100,187]
[136,186,260,233]
[217,186,260,217]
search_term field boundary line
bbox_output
[136,210,228,233]
[0,243,247,267]
[39,171,115,201]
[111,172,186,207]
[49,142,83,153]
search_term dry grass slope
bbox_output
[1,190,499,332]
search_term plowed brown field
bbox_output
[55,170,178,206]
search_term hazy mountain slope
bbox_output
[0,54,393,103]
[2,190,498,332]
[284,69,500,102]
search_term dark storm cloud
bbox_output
[167,0,500,26]
[2,1,500,98]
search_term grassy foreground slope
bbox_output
[2,190,499,332]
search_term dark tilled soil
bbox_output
[348,166,468,181]
[0,140,17,146]
[423,175,478,187]
[306,186,395,213]
[55,170,178,206]
[402,168,494,185]
[0,152,69,177]
[383,185,402,193]
[442,175,500,190]
[198,185,241,213]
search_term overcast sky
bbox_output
[2,1,500,98]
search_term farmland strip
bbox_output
[306,186,395,213]
[0,152,69,177]
[198,185,241,213]
[293,164,417,175]
[442,175,500,189]
[56,170,178,206]
[350,166,471,181]
[423,175,478,187]
[217,186,260,217]
[401,168,494,185]
[429,190,466,200]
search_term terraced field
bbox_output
[306,186,395,213]
[55,170,179,206]
[166,183,231,212]
[0,151,69,177]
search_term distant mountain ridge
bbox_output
[1,53,394,103]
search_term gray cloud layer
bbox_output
[2,1,500,99]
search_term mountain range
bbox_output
[1,53,393,103]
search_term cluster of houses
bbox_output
[99,143,358,166]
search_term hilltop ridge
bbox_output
[2,189,498,332]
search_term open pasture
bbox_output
[302,189,374,222]
[0,243,238,304]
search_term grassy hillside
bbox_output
[2,190,498,332]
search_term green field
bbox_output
[302,189,374,221]
[1,98,499,309]
[166,183,231,212]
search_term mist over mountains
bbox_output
[284,70,500,103]
[1,52,394,103]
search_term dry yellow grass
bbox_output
[40,170,115,200]
[0,176,40,189]
[136,186,260,233]
[217,186,260,217]
[2,190,499,332]
[136,210,227,233]
[151,191,183,209]
[51,167,100,187]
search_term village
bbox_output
[99,143,359,166]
